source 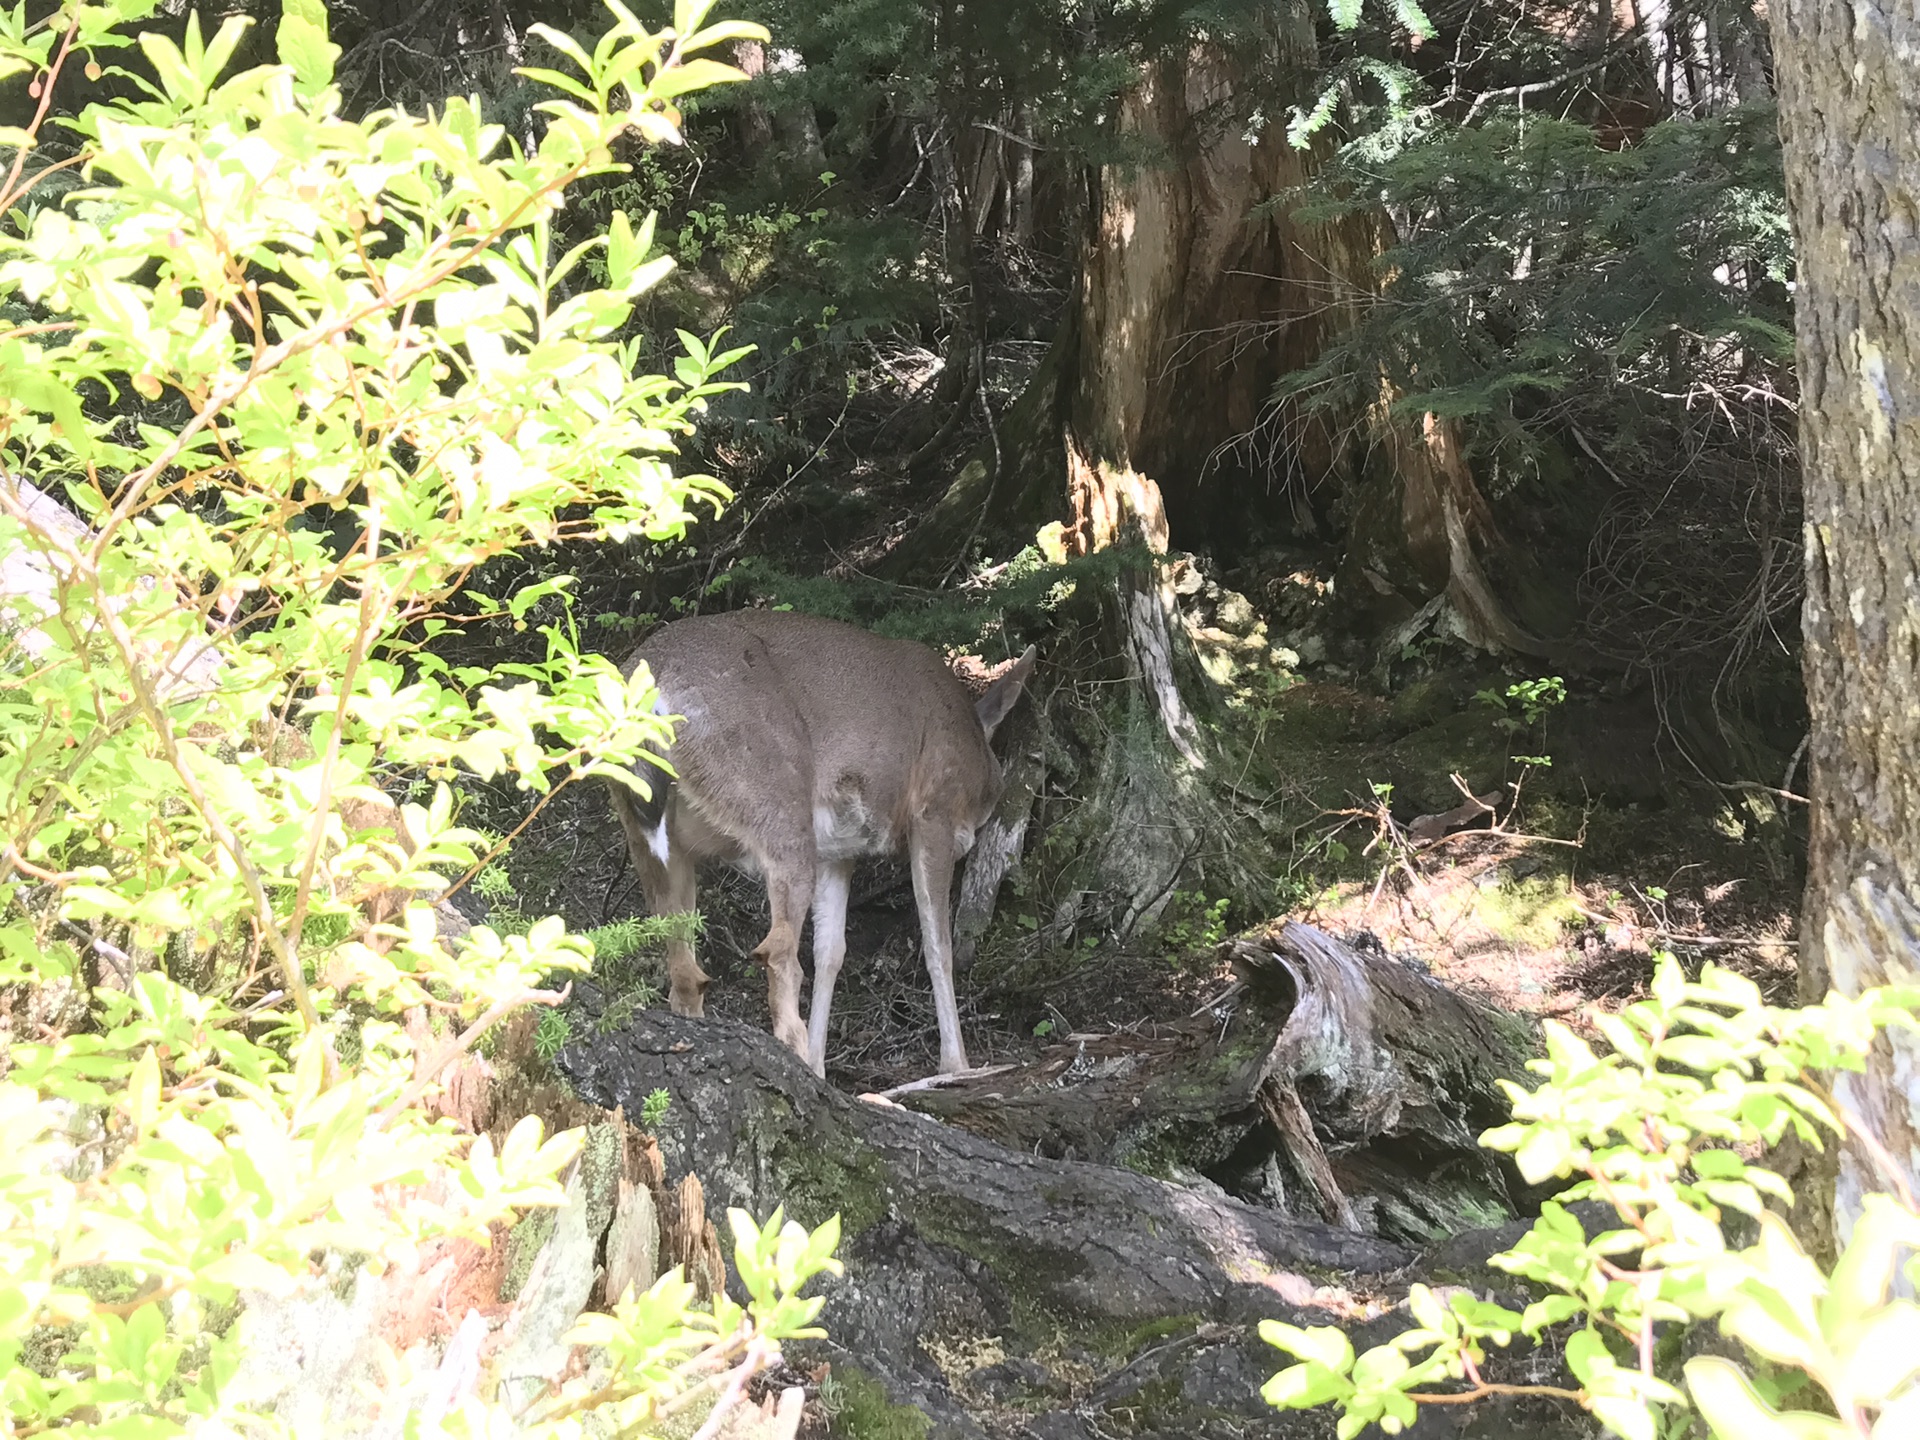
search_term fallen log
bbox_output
[898,921,1528,1244]
[561,1007,1411,1313]
[560,1008,1412,1437]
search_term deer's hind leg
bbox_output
[664,665,816,1064]
[748,825,816,1062]
[608,781,707,1015]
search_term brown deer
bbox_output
[605,610,1035,1077]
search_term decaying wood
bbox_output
[215,1074,792,1432]
[560,1004,1414,1316]
[672,1171,727,1299]
[602,1175,660,1305]
[561,1005,1416,1435]
[1407,787,1505,845]
[606,1099,725,1304]
[866,1064,1018,1101]
[951,700,1045,972]
[1258,1077,1359,1230]
[893,921,1524,1244]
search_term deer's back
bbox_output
[628,611,996,856]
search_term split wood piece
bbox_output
[612,1105,723,1303]
[952,700,1044,972]
[672,1170,727,1300]
[601,1177,660,1306]
[1406,787,1506,845]
[1258,1076,1360,1230]
[470,1083,723,1309]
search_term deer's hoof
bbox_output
[775,1019,810,1061]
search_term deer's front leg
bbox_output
[754,860,814,1064]
[909,827,968,1074]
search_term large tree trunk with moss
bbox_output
[1773,2,1920,1245]
[557,925,1583,1438]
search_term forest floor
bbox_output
[484,545,1804,1098]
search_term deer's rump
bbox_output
[607,608,1033,1076]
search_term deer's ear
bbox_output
[975,646,1036,741]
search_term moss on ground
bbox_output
[1475,871,1583,948]
[1086,1314,1203,1361]
[826,1366,933,1440]
[771,1119,892,1236]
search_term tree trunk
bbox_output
[1773,1,1920,1245]
[1637,0,1689,112]
[1010,104,1035,247]
[764,45,825,178]
[899,22,1522,610]
[729,40,777,162]
[892,22,1532,932]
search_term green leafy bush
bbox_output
[1152,890,1233,959]
[1260,956,1920,1439]
[0,0,839,1429]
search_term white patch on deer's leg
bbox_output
[642,689,679,865]
[806,861,854,1078]
[909,838,968,1074]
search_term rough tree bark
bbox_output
[1773,2,1920,1242]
